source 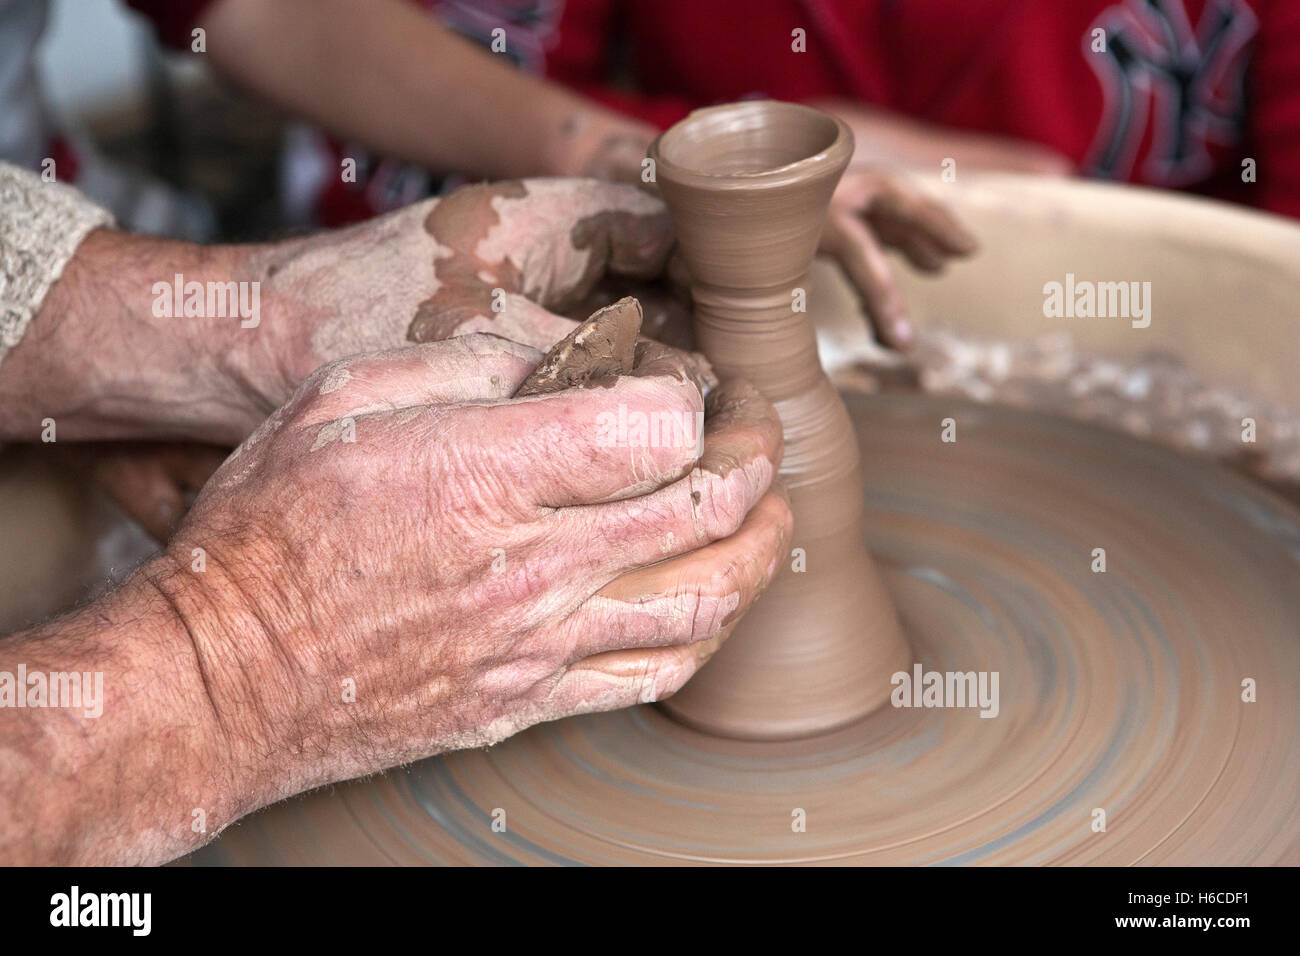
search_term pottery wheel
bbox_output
[189,394,1300,865]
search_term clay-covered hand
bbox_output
[150,333,790,804]
[247,178,674,406]
[819,168,979,351]
[84,179,677,542]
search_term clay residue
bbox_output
[629,338,716,395]
[563,210,670,310]
[868,325,1300,492]
[562,278,697,352]
[408,182,528,344]
[409,180,673,344]
[514,297,643,397]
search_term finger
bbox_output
[543,626,732,717]
[556,486,791,659]
[546,379,782,580]
[514,298,713,397]
[412,294,579,351]
[296,334,542,426]
[88,443,228,542]
[870,186,978,257]
[98,457,188,542]
[824,210,915,351]
[871,217,949,272]
[630,338,716,394]
[451,369,707,511]
[171,445,229,501]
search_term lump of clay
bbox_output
[514,297,642,397]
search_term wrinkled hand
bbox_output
[155,333,790,798]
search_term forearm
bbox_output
[202,0,643,179]
[0,229,279,444]
[0,564,246,865]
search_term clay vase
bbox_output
[649,100,912,740]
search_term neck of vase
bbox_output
[690,271,824,403]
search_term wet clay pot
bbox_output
[649,100,912,739]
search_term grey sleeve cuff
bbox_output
[0,160,114,366]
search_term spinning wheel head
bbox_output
[194,396,1300,865]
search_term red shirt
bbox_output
[128,0,1300,220]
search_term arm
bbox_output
[0,167,677,445]
[0,562,246,865]
[0,229,273,444]
[809,98,1075,176]
[198,0,655,182]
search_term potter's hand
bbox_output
[148,334,784,854]
[0,180,671,446]
[87,178,674,540]
[820,169,979,351]
[251,178,674,395]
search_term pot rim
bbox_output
[648,99,853,191]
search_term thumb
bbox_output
[293,334,542,426]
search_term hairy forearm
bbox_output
[0,565,247,865]
[0,229,278,444]
[202,0,637,179]
[0,524,424,864]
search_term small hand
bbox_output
[820,168,979,351]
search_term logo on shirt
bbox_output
[1083,0,1257,185]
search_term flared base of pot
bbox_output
[658,546,912,740]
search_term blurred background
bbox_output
[10,0,280,240]
[13,0,1297,246]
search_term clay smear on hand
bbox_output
[409,180,672,345]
